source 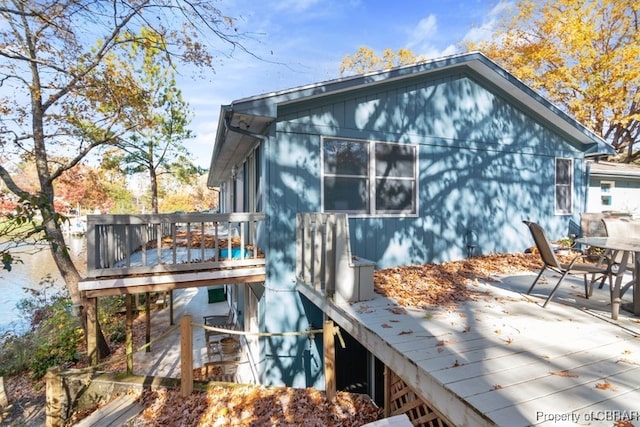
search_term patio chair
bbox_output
[602,218,636,296]
[204,309,235,359]
[523,220,612,307]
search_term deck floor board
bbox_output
[302,270,640,426]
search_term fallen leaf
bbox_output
[357,304,372,313]
[550,370,578,378]
[595,381,616,391]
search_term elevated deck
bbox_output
[79,212,266,297]
[296,213,640,426]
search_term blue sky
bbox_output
[180,0,508,167]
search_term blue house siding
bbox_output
[269,72,586,267]
[207,53,612,390]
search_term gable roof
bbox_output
[207,51,614,187]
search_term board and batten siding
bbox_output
[253,67,589,389]
[268,70,586,269]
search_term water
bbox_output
[0,237,85,335]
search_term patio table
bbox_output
[576,236,640,320]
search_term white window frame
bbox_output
[321,137,418,216]
[554,157,573,215]
[600,180,614,208]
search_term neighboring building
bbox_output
[206,52,614,393]
[586,160,640,217]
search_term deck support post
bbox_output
[384,365,391,418]
[181,315,193,397]
[126,294,134,374]
[86,297,98,366]
[145,292,151,352]
[169,290,174,325]
[324,320,336,402]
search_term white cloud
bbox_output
[462,1,512,45]
[406,14,438,50]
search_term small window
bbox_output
[555,158,572,215]
[322,138,417,215]
[600,181,613,207]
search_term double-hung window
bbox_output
[555,158,572,214]
[322,137,417,215]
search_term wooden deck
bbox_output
[299,270,640,427]
[80,212,266,297]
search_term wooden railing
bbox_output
[85,212,265,278]
[295,213,375,303]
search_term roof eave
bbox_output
[207,107,273,188]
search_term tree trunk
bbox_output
[43,215,111,360]
[28,55,111,360]
[150,167,159,214]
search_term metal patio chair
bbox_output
[523,220,612,307]
[601,217,636,297]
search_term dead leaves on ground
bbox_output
[373,253,542,309]
[132,385,381,426]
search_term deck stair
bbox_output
[73,394,142,427]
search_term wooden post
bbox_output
[323,320,336,402]
[145,292,151,352]
[180,315,193,397]
[45,367,64,427]
[169,290,174,325]
[0,376,8,409]
[126,294,134,375]
[384,365,391,418]
[86,297,98,366]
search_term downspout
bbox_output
[222,107,269,383]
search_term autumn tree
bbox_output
[340,47,425,76]
[56,162,112,213]
[0,0,249,360]
[468,0,640,162]
[104,28,198,214]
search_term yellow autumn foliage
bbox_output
[469,0,640,161]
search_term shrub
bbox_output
[27,296,84,379]
[98,296,126,344]
[1,277,84,379]
[0,331,36,376]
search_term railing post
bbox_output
[303,214,312,284]
[85,217,96,272]
[180,315,193,397]
[296,214,303,281]
[324,214,336,298]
